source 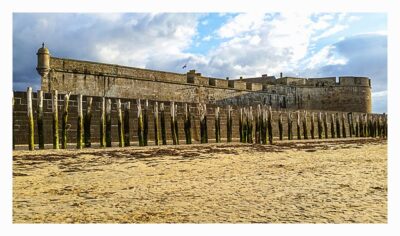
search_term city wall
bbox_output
[40,57,372,113]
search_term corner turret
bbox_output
[36,43,51,78]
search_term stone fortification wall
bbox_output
[39,57,371,113]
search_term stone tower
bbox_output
[36,43,51,78]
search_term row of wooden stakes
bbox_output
[18,88,387,151]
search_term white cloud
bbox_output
[202,35,212,41]
[217,13,265,38]
[372,90,387,98]
[313,24,348,41]
[305,45,348,69]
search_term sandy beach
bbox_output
[13,138,387,223]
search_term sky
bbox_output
[13,13,387,113]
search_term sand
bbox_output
[13,138,387,223]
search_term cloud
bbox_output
[13,13,202,90]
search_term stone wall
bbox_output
[39,57,372,113]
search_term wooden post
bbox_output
[247,106,253,143]
[184,103,192,144]
[137,99,144,146]
[267,106,273,144]
[261,106,268,144]
[76,94,83,149]
[154,102,160,145]
[255,105,261,143]
[227,105,232,142]
[359,114,364,137]
[348,113,353,138]
[310,112,315,139]
[296,110,301,140]
[106,98,112,147]
[278,111,283,140]
[377,115,381,138]
[174,103,179,144]
[117,99,124,147]
[383,113,387,139]
[302,111,308,140]
[287,111,293,140]
[160,103,167,145]
[37,90,45,149]
[124,102,130,146]
[100,97,106,147]
[335,113,341,138]
[27,87,35,151]
[199,103,208,143]
[323,112,328,139]
[52,90,59,149]
[170,101,177,145]
[143,100,149,146]
[330,113,335,138]
[239,108,243,143]
[84,97,93,147]
[242,108,248,143]
[61,92,71,149]
[355,115,359,137]
[317,112,322,139]
[341,113,346,138]
[364,114,368,137]
[215,107,221,143]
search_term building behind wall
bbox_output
[36,45,372,113]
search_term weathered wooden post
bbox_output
[61,92,71,149]
[76,94,83,149]
[364,114,368,137]
[310,112,315,139]
[261,106,268,144]
[287,111,293,140]
[37,90,45,149]
[267,106,273,144]
[302,111,308,140]
[170,101,177,145]
[317,112,322,139]
[215,107,221,143]
[296,110,301,140]
[52,90,59,149]
[84,97,93,147]
[323,112,328,139]
[348,113,353,138]
[27,87,35,150]
[278,111,283,140]
[355,115,359,137]
[124,102,130,146]
[330,113,335,138]
[359,114,364,137]
[341,113,346,138]
[117,99,124,147]
[377,115,382,138]
[184,103,192,144]
[383,113,387,139]
[160,103,167,145]
[12,95,15,150]
[239,108,243,142]
[227,105,233,142]
[105,98,112,147]
[143,100,149,146]
[255,105,261,143]
[100,97,106,147]
[137,99,144,146]
[154,102,160,145]
[174,103,179,144]
[247,106,253,143]
[335,113,341,138]
[242,108,248,143]
[200,103,208,143]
